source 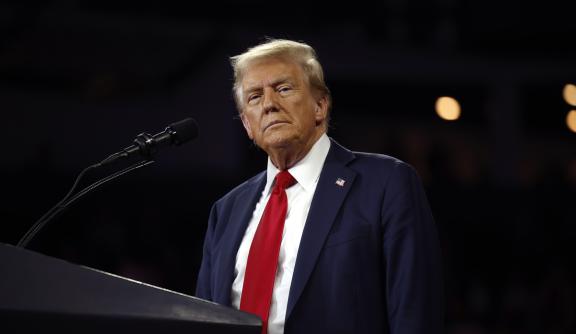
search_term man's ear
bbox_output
[240,113,254,140]
[314,96,329,125]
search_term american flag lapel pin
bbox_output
[335,178,346,187]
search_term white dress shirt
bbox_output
[231,133,331,334]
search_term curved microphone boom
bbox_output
[17,117,199,249]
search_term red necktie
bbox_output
[240,170,296,334]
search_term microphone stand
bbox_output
[16,117,198,249]
[16,156,154,249]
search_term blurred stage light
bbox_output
[435,96,461,121]
[563,84,576,106]
[567,110,576,133]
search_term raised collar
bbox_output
[264,133,331,194]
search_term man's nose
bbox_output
[262,88,279,113]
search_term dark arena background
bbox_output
[1,1,575,333]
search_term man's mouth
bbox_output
[264,120,289,131]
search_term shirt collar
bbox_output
[265,133,331,194]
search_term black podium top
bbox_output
[0,243,261,333]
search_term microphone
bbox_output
[99,117,199,166]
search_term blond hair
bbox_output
[230,38,332,115]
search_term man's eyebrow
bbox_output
[270,77,295,87]
[243,77,295,93]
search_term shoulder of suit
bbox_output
[348,150,421,182]
[215,170,265,204]
[351,150,411,168]
[331,138,408,167]
[329,138,417,176]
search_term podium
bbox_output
[0,243,261,333]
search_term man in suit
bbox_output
[196,39,443,334]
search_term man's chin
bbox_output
[260,134,297,151]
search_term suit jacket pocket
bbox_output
[324,223,372,248]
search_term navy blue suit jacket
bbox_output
[196,139,443,333]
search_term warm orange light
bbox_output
[567,110,576,133]
[563,84,576,106]
[435,96,461,121]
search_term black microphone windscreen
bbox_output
[169,118,199,144]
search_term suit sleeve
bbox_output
[195,203,218,300]
[381,162,444,334]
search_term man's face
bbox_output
[239,58,327,156]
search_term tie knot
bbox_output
[274,170,296,190]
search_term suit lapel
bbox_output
[286,140,356,318]
[213,172,266,305]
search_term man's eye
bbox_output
[247,95,261,104]
[278,86,292,94]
